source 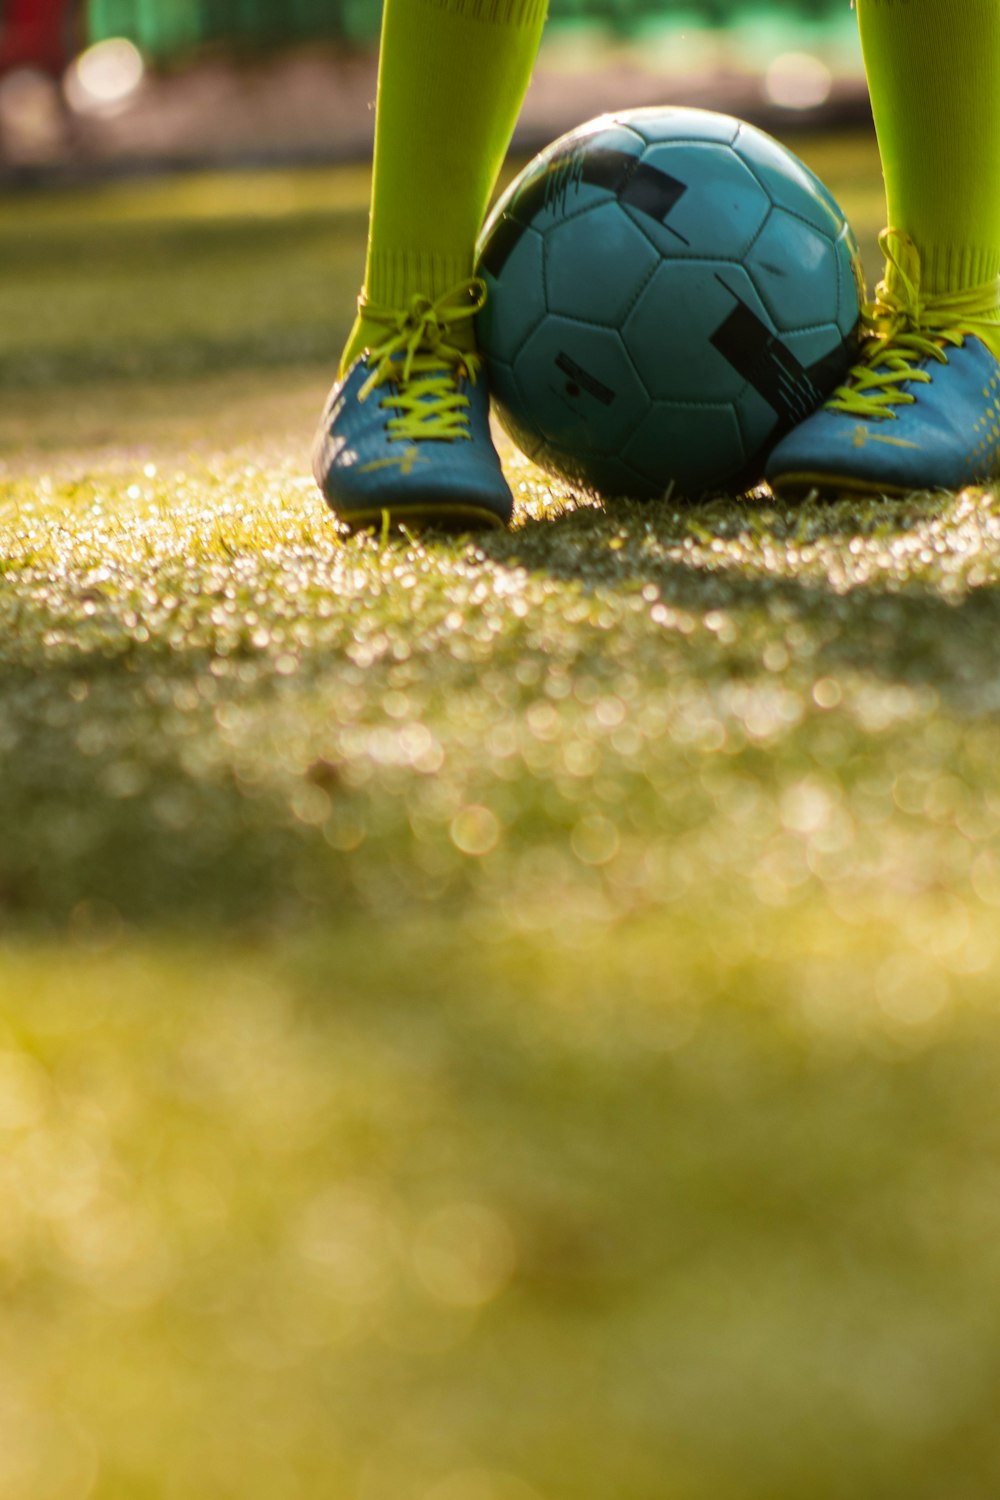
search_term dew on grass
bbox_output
[450,806,501,858]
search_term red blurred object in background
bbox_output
[0,0,80,77]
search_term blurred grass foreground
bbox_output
[3,120,1000,1500]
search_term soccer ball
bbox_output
[475,107,864,501]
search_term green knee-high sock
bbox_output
[858,0,1000,345]
[341,0,547,372]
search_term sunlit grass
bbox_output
[3,133,1000,1499]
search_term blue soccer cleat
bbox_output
[312,279,513,531]
[766,229,1000,499]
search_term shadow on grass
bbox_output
[5,388,1000,936]
[479,486,1000,708]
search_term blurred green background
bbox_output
[83,0,858,51]
[0,0,867,174]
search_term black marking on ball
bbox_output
[805,335,858,394]
[555,352,615,406]
[709,277,824,430]
[578,149,689,239]
[479,146,690,278]
[478,212,526,280]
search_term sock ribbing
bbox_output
[918,245,1000,297]
[365,248,477,308]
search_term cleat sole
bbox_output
[769,471,919,501]
[333,501,510,534]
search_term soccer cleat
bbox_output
[766,229,1000,499]
[312,279,513,530]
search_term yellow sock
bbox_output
[858,0,1000,355]
[341,0,547,373]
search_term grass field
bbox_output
[4,132,1000,1500]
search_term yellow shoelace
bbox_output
[829,228,1000,421]
[357,279,485,442]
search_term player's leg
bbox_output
[313,0,546,530]
[767,0,1000,498]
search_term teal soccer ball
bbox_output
[476,107,863,501]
